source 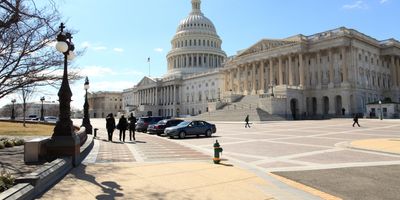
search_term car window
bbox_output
[158,120,167,125]
[198,121,205,126]
[172,120,183,126]
[178,121,190,127]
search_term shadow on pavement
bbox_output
[71,164,124,199]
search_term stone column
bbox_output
[259,60,265,94]
[328,50,334,88]
[252,63,256,94]
[155,88,158,105]
[173,85,176,105]
[278,56,283,85]
[238,65,242,94]
[299,54,305,87]
[269,59,274,85]
[230,69,234,92]
[316,51,322,88]
[244,64,249,95]
[288,55,293,86]
[397,57,400,87]
[342,47,349,85]
[391,56,397,88]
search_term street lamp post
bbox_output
[379,100,383,120]
[47,23,80,166]
[40,96,45,121]
[82,76,92,135]
[11,99,16,120]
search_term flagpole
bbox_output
[148,57,151,77]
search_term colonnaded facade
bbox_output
[222,27,400,118]
[123,0,226,117]
[122,0,400,119]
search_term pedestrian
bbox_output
[117,114,128,142]
[128,113,136,141]
[352,114,360,127]
[106,113,116,142]
[245,115,250,128]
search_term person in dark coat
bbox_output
[128,113,136,141]
[118,115,128,142]
[353,114,360,127]
[106,113,116,141]
[245,115,250,128]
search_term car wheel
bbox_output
[206,129,212,137]
[179,131,186,139]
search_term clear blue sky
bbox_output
[1,0,399,109]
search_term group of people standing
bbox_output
[106,113,137,142]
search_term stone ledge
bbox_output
[0,134,94,200]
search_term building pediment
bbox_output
[237,39,300,57]
[136,76,156,87]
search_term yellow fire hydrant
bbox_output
[213,140,223,164]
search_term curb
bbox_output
[0,135,94,200]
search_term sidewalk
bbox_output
[349,138,400,155]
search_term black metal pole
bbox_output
[40,99,44,121]
[82,86,92,134]
[11,101,15,120]
[53,49,74,136]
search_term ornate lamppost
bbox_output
[11,99,16,120]
[82,76,92,134]
[47,23,80,166]
[40,96,45,121]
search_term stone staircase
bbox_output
[190,95,286,121]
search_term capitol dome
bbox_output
[166,0,226,76]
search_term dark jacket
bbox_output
[353,115,359,122]
[106,116,116,130]
[117,116,128,131]
[128,115,136,130]
[245,116,249,122]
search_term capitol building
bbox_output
[119,0,400,120]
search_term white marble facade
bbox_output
[223,27,400,118]
[123,0,226,117]
[123,0,400,118]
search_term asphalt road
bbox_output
[273,165,400,200]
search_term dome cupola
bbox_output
[166,0,226,76]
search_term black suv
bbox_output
[135,116,164,133]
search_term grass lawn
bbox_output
[0,122,54,136]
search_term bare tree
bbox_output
[19,85,36,127]
[0,0,80,100]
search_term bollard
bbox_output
[94,128,98,138]
[213,140,223,164]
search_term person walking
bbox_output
[128,113,136,141]
[106,113,116,142]
[118,115,128,142]
[352,114,360,127]
[245,115,250,128]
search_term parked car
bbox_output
[28,114,39,120]
[147,119,184,135]
[164,120,216,139]
[135,116,164,133]
[44,116,58,123]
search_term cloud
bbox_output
[380,0,388,4]
[154,48,163,52]
[113,48,124,52]
[81,41,91,48]
[342,1,368,9]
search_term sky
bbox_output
[1,0,399,109]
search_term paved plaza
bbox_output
[38,118,400,199]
